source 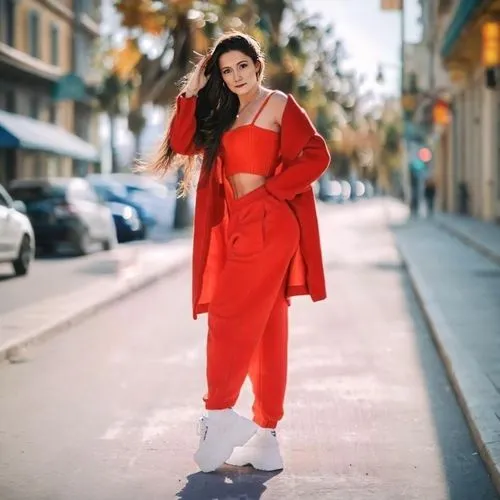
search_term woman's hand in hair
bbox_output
[185,56,209,98]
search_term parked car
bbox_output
[0,183,35,275]
[8,177,116,256]
[108,201,143,243]
[109,173,176,231]
[86,174,151,239]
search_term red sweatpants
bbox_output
[204,185,300,428]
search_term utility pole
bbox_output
[400,0,412,206]
[401,0,405,97]
[380,0,408,201]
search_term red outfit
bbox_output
[169,91,330,427]
[222,92,280,178]
[169,93,330,319]
[206,185,299,427]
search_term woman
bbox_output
[150,32,330,473]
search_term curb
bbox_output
[434,217,500,267]
[395,237,500,494]
[0,247,192,365]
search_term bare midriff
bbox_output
[228,173,266,199]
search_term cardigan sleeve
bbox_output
[265,133,330,201]
[264,95,330,201]
[169,94,201,156]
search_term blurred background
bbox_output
[4,4,500,496]
[0,0,498,271]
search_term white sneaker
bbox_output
[194,409,257,473]
[226,427,284,471]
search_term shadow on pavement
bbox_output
[35,252,76,260]
[0,270,17,282]
[176,466,281,500]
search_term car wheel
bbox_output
[12,235,32,276]
[102,236,113,251]
[138,224,148,240]
[102,224,117,251]
[75,228,91,256]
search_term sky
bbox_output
[302,0,422,97]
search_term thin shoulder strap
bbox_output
[251,91,276,124]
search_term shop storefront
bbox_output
[439,0,500,221]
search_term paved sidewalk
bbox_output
[0,234,193,364]
[388,201,500,493]
[434,212,500,265]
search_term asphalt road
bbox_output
[0,227,174,316]
[0,200,497,500]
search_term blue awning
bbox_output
[0,110,99,162]
[441,0,488,58]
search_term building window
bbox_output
[49,102,58,124]
[80,0,90,14]
[0,87,15,112]
[0,0,15,46]
[28,10,40,58]
[5,89,15,113]
[29,95,39,119]
[50,23,59,66]
[79,0,98,17]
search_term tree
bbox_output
[105,0,362,218]
[92,73,134,173]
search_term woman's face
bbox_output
[218,50,260,96]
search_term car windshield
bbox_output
[9,185,66,203]
[89,179,128,199]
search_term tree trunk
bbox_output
[128,107,146,159]
[134,132,141,160]
[109,113,119,173]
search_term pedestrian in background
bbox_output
[149,32,330,473]
[409,158,422,216]
[424,174,437,217]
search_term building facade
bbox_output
[421,0,500,222]
[0,0,101,186]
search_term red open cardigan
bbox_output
[169,93,331,319]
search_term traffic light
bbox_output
[418,147,432,163]
[433,98,451,125]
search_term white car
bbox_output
[0,183,35,276]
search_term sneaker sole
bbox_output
[226,446,284,471]
[194,416,257,473]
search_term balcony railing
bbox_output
[0,42,62,82]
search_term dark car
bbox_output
[8,177,117,256]
[108,173,177,232]
[86,174,154,239]
[107,201,143,243]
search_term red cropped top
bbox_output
[221,92,280,178]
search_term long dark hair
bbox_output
[147,32,265,196]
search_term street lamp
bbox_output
[482,20,500,90]
[482,21,500,67]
